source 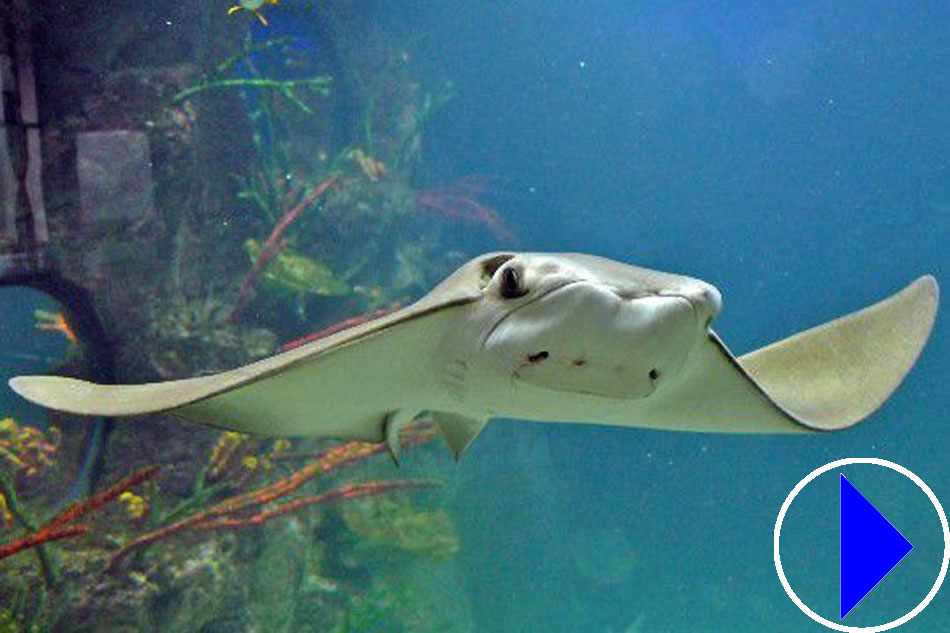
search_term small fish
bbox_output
[33,310,78,346]
[228,0,279,26]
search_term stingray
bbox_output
[8,253,939,460]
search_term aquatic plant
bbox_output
[245,239,350,296]
[348,42,455,172]
[171,36,331,115]
[224,39,476,325]
[204,432,288,488]
[231,174,341,321]
[0,522,85,565]
[173,76,331,113]
[0,466,158,558]
[175,28,503,335]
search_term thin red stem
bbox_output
[0,525,87,561]
[231,175,339,322]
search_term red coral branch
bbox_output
[0,525,87,560]
[105,425,439,573]
[45,466,159,529]
[230,174,340,322]
[280,306,399,352]
[0,465,158,563]
[190,480,437,533]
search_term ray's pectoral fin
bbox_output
[737,275,938,431]
[433,412,488,461]
[646,276,938,434]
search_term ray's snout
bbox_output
[668,280,722,329]
[484,281,704,399]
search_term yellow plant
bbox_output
[0,418,59,477]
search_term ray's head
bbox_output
[469,252,722,401]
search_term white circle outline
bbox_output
[774,458,949,632]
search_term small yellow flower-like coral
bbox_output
[118,492,148,520]
[228,0,279,26]
[208,432,257,484]
[206,431,288,488]
[0,418,59,477]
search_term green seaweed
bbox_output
[172,77,332,114]
[172,34,332,114]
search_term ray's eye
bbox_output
[500,267,527,299]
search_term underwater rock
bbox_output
[333,568,473,633]
[76,130,157,273]
[76,131,154,227]
[247,519,341,632]
[143,286,278,379]
[0,128,15,247]
[0,54,17,241]
[342,494,459,559]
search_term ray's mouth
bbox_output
[509,365,654,400]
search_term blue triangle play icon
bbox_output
[840,474,913,619]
